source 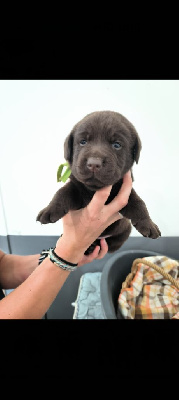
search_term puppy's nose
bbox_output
[87,157,102,172]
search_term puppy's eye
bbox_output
[80,139,87,146]
[112,142,122,150]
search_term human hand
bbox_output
[55,171,132,264]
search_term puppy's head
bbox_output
[64,111,141,191]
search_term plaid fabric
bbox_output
[118,256,179,319]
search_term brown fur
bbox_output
[37,111,161,254]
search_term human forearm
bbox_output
[0,257,70,319]
[0,252,40,289]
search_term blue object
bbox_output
[72,272,105,319]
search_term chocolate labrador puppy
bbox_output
[37,111,161,254]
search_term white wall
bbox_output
[0,80,178,237]
[0,184,7,236]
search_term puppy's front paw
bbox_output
[134,219,161,239]
[36,206,65,224]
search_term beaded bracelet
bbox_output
[38,247,78,272]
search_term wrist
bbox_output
[55,235,85,265]
[38,246,78,272]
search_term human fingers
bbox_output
[117,170,132,207]
[87,185,112,217]
[106,170,132,215]
[77,245,101,267]
[78,239,108,266]
[96,238,108,259]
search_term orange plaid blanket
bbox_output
[118,256,179,319]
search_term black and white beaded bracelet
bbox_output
[38,247,78,272]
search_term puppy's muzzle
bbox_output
[86,157,103,173]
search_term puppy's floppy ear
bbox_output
[133,133,142,164]
[64,132,74,164]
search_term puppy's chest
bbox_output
[105,181,123,205]
[76,181,123,208]
[79,189,94,207]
